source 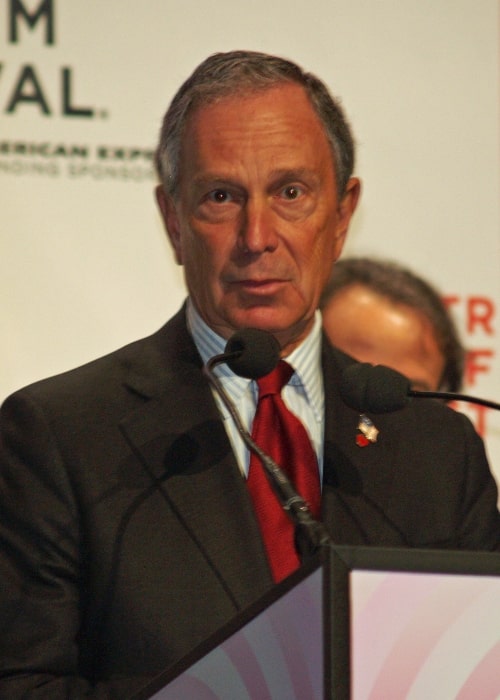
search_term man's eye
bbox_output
[281,185,302,200]
[208,189,231,203]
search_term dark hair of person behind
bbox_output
[155,50,355,199]
[320,257,465,392]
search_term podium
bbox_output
[132,546,500,700]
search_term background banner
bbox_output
[1,0,499,495]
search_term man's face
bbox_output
[322,284,446,391]
[157,83,359,354]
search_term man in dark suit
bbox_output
[1,50,499,699]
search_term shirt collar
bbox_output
[285,313,324,423]
[186,301,249,405]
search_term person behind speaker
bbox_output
[0,50,498,698]
[320,257,465,393]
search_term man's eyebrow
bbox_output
[268,167,320,183]
[187,168,322,195]
[190,174,240,189]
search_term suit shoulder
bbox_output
[2,310,190,411]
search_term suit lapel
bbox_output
[119,310,273,609]
[321,339,406,545]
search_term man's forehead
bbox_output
[185,82,318,128]
[182,84,332,160]
[172,82,340,195]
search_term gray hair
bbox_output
[155,50,355,198]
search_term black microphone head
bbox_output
[339,363,411,413]
[225,329,280,379]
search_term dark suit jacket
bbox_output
[0,307,499,698]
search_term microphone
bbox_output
[340,362,500,414]
[224,328,281,378]
[203,328,332,560]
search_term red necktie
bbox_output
[247,360,321,582]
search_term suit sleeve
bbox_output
[0,389,146,699]
[454,410,500,551]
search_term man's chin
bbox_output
[225,308,312,350]
[229,308,294,333]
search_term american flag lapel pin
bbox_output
[356,414,379,447]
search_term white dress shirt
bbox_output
[187,300,325,482]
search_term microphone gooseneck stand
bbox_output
[409,389,500,410]
[203,334,333,564]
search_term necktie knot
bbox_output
[256,360,293,398]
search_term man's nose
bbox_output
[238,199,278,254]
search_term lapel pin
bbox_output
[356,414,379,447]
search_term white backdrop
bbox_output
[1,0,499,494]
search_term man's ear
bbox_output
[332,177,361,259]
[155,184,183,265]
[339,177,361,227]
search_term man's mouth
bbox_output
[232,278,287,294]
